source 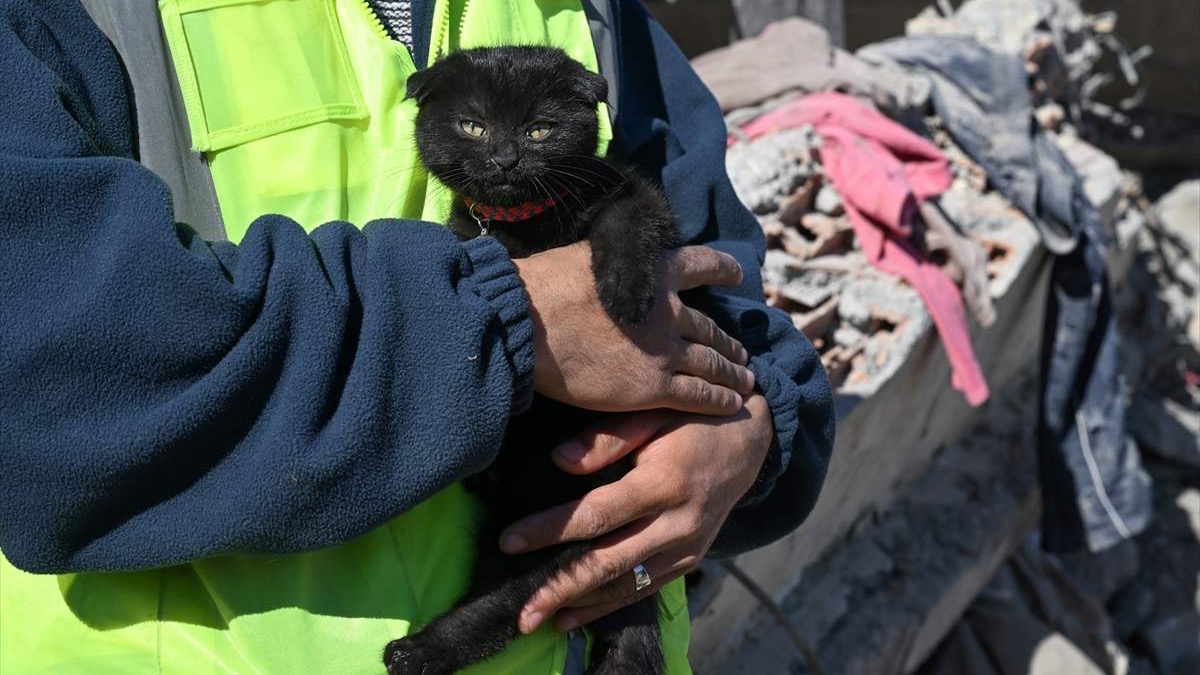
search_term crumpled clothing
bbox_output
[737,92,990,407]
[861,36,1079,254]
[692,18,929,117]
[862,36,1150,553]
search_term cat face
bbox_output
[407,46,608,206]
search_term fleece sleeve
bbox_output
[610,0,835,557]
[0,0,533,573]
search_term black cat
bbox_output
[381,47,678,675]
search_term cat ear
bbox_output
[405,69,441,105]
[576,70,609,105]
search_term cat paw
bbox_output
[598,280,656,325]
[383,637,452,675]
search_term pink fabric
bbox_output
[739,92,990,406]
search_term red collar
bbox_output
[463,194,560,223]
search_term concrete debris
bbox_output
[1113,178,1200,472]
[921,538,1121,675]
[698,1,1189,673]
[706,373,1041,675]
[726,126,822,214]
[727,104,1040,397]
[835,274,930,394]
[813,183,844,216]
[1153,180,1200,350]
[905,0,1149,125]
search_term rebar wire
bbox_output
[716,559,827,675]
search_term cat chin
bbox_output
[467,183,542,206]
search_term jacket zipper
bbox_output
[356,0,441,68]
[354,0,391,42]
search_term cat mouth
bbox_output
[473,181,540,205]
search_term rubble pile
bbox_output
[720,0,1158,401]
[693,0,1197,673]
[1120,181,1200,471]
[732,119,1034,395]
[906,0,1152,134]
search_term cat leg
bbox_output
[587,183,678,325]
[447,212,482,241]
[586,595,665,675]
[382,576,534,675]
[383,543,589,675]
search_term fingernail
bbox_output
[521,610,545,634]
[501,533,527,554]
[555,441,586,464]
[558,617,578,633]
[743,368,756,391]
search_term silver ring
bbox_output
[632,564,652,594]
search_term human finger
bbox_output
[551,412,669,475]
[674,342,755,395]
[561,550,697,611]
[666,247,743,291]
[518,520,671,634]
[659,374,743,416]
[499,474,666,555]
[677,304,749,366]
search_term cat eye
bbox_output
[459,120,487,138]
[526,122,554,141]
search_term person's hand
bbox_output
[498,395,774,633]
[514,242,754,416]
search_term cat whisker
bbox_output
[546,162,623,188]
[543,167,599,190]
[532,176,568,229]
[542,173,587,215]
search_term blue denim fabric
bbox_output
[862,36,1152,553]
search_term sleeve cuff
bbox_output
[463,236,536,416]
[734,352,802,508]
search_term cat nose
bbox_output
[490,147,519,172]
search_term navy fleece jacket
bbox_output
[0,0,833,573]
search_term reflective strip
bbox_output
[582,0,619,126]
[1075,409,1132,540]
[77,0,228,242]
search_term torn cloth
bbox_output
[737,92,990,407]
[862,36,1150,553]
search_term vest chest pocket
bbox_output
[160,0,368,153]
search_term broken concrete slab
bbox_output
[1156,181,1200,263]
[726,127,822,214]
[697,371,1042,674]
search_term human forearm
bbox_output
[0,0,534,572]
